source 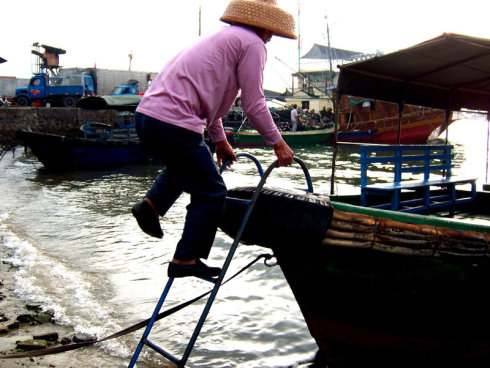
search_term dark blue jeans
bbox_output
[134,112,227,261]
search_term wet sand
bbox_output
[0,256,114,368]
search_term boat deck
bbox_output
[443,210,490,226]
[331,189,490,228]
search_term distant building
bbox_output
[283,44,380,112]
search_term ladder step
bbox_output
[128,153,284,368]
[144,338,180,364]
[225,197,251,205]
[195,275,219,284]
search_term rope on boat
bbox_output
[0,253,275,360]
[324,209,489,258]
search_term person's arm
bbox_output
[237,41,294,167]
[215,138,237,169]
[273,138,294,167]
[237,43,282,145]
[207,117,227,143]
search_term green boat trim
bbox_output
[235,126,335,146]
[331,200,490,234]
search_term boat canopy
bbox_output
[337,33,490,112]
[302,44,374,62]
[264,89,287,102]
[76,95,142,111]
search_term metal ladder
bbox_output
[128,154,313,367]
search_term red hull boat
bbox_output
[337,96,451,144]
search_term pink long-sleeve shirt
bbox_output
[136,25,282,145]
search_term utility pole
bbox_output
[128,51,133,71]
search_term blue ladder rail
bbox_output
[128,154,313,367]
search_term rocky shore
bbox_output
[0,106,121,146]
[0,256,105,367]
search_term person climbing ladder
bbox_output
[131,0,297,279]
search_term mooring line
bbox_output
[0,253,274,360]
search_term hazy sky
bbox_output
[1,0,488,92]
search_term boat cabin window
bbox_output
[361,100,376,111]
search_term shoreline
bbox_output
[0,257,75,367]
[0,250,117,367]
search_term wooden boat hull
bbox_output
[277,233,490,367]
[16,130,151,170]
[337,97,449,144]
[219,187,490,367]
[338,117,446,144]
[234,127,334,147]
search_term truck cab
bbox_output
[15,74,47,104]
[15,73,95,107]
[109,84,139,96]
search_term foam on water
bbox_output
[0,213,133,358]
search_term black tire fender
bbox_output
[219,186,334,249]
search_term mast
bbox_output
[326,15,334,83]
[198,4,202,37]
[486,112,490,187]
[297,0,301,71]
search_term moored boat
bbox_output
[326,32,490,366]
[233,125,335,146]
[336,96,451,144]
[16,95,154,170]
[222,103,335,147]
[219,185,490,367]
[220,32,490,367]
[288,39,457,144]
[16,126,150,170]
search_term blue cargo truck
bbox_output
[14,72,96,107]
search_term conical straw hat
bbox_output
[220,0,297,40]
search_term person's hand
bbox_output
[273,138,294,167]
[215,139,237,169]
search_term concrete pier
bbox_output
[0,107,121,146]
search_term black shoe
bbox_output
[168,259,221,278]
[131,200,163,239]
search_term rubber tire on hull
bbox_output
[219,186,334,249]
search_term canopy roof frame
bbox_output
[336,33,490,112]
[301,43,375,61]
[330,33,490,194]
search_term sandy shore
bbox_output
[0,255,119,368]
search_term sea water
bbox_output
[0,117,487,367]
